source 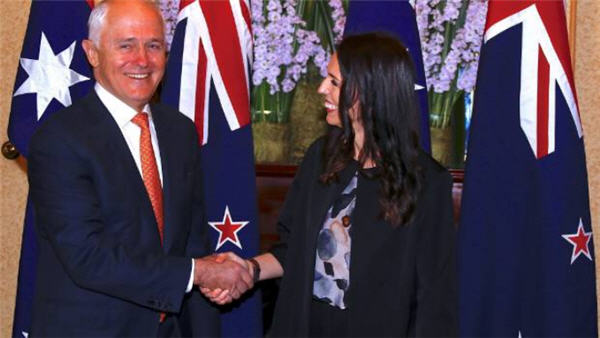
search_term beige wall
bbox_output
[1,0,31,336]
[0,1,599,336]
[576,0,600,326]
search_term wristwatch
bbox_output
[248,258,261,283]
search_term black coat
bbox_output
[269,137,458,337]
[28,91,219,337]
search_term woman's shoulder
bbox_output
[300,135,327,166]
[416,148,452,187]
[306,135,327,156]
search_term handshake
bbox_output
[193,252,256,305]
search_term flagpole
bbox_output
[568,0,577,67]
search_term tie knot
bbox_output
[131,112,150,129]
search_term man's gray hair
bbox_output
[87,1,109,46]
[87,0,165,46]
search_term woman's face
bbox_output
[317,53,361,129]
[317,54,343,128]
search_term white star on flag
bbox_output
[562,218,593,264]
[405,47,424,91]
[208,206,249,250]
[14,32,89,120]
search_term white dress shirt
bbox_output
[95,83,164,184]
[95,83,195,293]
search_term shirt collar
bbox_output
[94,83,153,129]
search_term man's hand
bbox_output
[193,252,253,302]
[199,252,255,304]
[213,252,253,276]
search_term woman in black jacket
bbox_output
[206,33,457,337]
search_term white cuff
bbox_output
[186,259,194,293]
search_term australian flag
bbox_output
[343,0,431,152]
[8,1,93,337]
[161,0,262,337]
[459,1,597,337]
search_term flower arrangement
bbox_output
[329,0,347,44]
[250,0,348,123]
[415,0,488,129]
[158,0,180,51]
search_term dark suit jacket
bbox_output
[269,137,458,337]
[27,91,219,337]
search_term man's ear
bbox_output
[82,39,99,67]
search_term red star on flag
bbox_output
[561,218,593,264]
[208,206,249,250]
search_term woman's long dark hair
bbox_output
[320,33,422,227]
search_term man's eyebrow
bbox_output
[114,37,164,44]
[115,37,136,43]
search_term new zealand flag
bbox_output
[161,0,261,337]
[459,1,597,336]
[343,0,431,152]
[8,1,93,337]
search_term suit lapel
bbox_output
[86,92,149,201]
[151,105,177,253]
[85,92,164,247]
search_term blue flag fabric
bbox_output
[343,0,431,152]
[8,1,93,337]
[161,1,262,336]
[8,0,93,158]
[459,1,597,337]
[11,199,37,338]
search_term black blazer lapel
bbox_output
[306,162,359,251]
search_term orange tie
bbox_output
[131,113,166,322]
[131,112,164,243]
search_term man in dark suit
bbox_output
[27,0,252,336]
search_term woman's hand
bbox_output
[200,287,232,305]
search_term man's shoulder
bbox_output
[37,91,99,130]
[29,92,103,148]
[151,102,192,124]
[150,102,198,139]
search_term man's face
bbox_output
[83,1,166,111]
